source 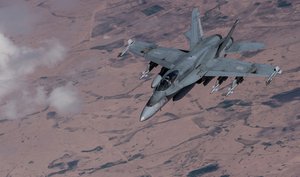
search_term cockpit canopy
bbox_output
[156,70,179,91]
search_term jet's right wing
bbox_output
[185,8,204,49]
[205,57,279,77]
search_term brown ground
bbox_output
[0,0,300,177]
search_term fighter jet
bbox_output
[119,8,282,121]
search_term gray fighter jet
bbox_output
[119,8,282,121]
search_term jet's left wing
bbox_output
[205,57,278,77]
[127,40,187,69]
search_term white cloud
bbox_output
[0,32,72,120]
[0,33,66,99]
[48,83,82,115]
[1,87,48,119]
[3,101,17,120]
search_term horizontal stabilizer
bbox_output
[226,42,265,53]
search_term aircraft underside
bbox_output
[118,8,282,121]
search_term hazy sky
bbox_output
[0,0,39,36]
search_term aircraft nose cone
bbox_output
[140,106,156,122]
[140,97,169,122]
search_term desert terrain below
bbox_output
[0,0,299,177]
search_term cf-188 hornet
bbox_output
[119,8,282,121]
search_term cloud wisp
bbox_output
[0,32,81,120]
[0,33,65,98]
[48,83,82,115]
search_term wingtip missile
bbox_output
[118,39,134,57]
[266,66,282,85]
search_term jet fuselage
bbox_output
[119,9,281,121]
[140,35,223,121]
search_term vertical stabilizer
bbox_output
[216,19,239,57]
[185,8,204,49]
[225,19,239,40]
